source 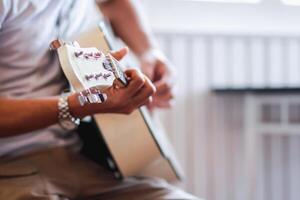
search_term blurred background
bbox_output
[139,0,300,199]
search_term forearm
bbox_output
[0,68,155,137]
[98,0,155,55]
[0,97,60,137]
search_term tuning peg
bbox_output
[77,89,107,106]
[85,74,95,81]
[78,92,88,106]
[49,39,65,51]
[74,51,83,57]
[103,73,112,80]
[95,73,103,80]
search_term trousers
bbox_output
[0,147,199,200]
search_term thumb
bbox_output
[109,47,129,61]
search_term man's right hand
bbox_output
[69,68,156,118]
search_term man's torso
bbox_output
[0,0,103,157]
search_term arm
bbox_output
[98,0,153,55]
[0,97,59,137]
[98,0,175,109]
[0,49,155,138]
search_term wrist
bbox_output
[138,48,167,66]
[57,93,80,131]
[68,93,87,119]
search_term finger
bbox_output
[152,99,173,108]
[154,81,172,96]
[112,78,126,89]
[148,93,175,108]
[152,61,166,82]
[156,101,172,108]
[154,92,174,102]
[147,101,169,110]
[137,96,153,108]
[110,47,129,61]
[130,77,156,107]
[141,65,154,80]
[123,69,147,96]
[121,96,152,115]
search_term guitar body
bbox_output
[56,23,183,182]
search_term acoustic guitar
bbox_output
[51,22,183,182]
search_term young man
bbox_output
[0,0,199,199]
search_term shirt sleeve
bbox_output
[0,0,11,29]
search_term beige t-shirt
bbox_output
[0,0,104,157]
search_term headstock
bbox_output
[64,44,115,90]
[51,40,129,106]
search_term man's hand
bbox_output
[70,69,155,117]
[69,48,156,118]
[140,51,176,110]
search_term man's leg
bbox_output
[0,157,51,200]
[0,147,200,200]
[65,148,200,200]
[85,177,198,200]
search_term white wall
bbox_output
[141,0,300,35]
[140,0,300,199]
